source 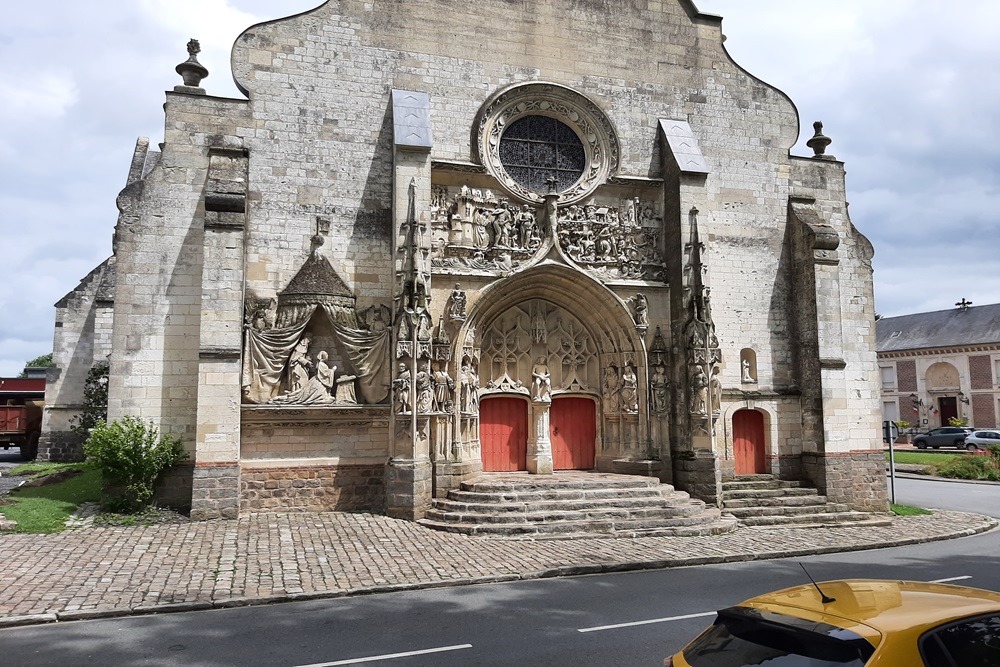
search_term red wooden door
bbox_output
[733,409,766,475]
[938,397,958,426]
[480,397,528,472]
[551,397,596,470]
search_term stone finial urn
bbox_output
[175,39,209,92]
[806,121,834,159]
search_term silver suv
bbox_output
[964,429,1000,451]
[913,426,975,450]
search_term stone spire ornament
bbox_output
[806,121,834,160]
[175,39,209,94]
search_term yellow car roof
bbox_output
[743,579,1000,635]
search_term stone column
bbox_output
[528,400,553,474]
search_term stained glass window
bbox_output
[498,115,585,193]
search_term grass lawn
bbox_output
[890,504,933,516]
[885,451,960,466]
[1,463,101,533]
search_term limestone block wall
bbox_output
[41,258,115,461]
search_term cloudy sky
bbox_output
[2,0,998,376]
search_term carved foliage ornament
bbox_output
[474,82,620,206]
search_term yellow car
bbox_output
[666,579,1000,666]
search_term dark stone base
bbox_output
[611,458,666,482]
[384,459,432,520]
[241,464,385,514]
[432,460,481,499]
[154,463,193,512]
[672,451,722,507]
[191,464,241,520]
[38,430,85,463]
[773,454,803,480]
[801,450,889,512]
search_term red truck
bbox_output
[0,377,45,460]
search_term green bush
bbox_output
[84,417,187,513]
[936,454,1000,481]
[988,444,1000,461]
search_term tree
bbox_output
[70,362,109,434]
[17,353,53,377]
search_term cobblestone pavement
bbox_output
[0,509,995,627]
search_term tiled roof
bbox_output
[876,303,1000,352]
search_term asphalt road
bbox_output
[1,476,997,666]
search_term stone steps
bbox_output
[419,472,738,538]
[721,475,891,529]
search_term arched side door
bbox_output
[551,397,596,470]
[480,396,528,472]
[733,409,767,475]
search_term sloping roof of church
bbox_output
[281,252,353,298]
[876,303,1000,352]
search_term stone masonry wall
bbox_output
[241,464,385,513]
[801,450,888,513]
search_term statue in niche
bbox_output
[270,350,335,405]
[531,357,552,403]
[620,365,639,413]
[710,367,722,415]
[742,358,756,383]
[491,201,513,247]
[595,223,617,260]
[393,362,412,414]
[516,205,537,248]
[432,362,455,413]
[650,365,669,414]
[288,335,313,393]
[633,293,649,329]
[415,368,433,414]
[472,207,491,249]
[335,373,358,404]
[370,306,388,333]
[691,367,709,415]
[396,312,412,358]
[603,364,620,413]
[447,284,467,322]
[459,361,480,414]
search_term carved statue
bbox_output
[516,205,536,248]
[393,362,412,414]
[531,356,552,402]
[472,207,491,249]
[335,374,358,404]
[633,293,648,329]
[603,364,620,413]
[531,307,547,344]
[269,349,335,405]
[742,358,755,383]
[447,284,467,322]
[459,361,480,414]
[620,365,639,413]
[710,367,722,414]
[650,365,669,414]
[691,368,709,415]
[288,335,313,393]
[415,369,433,413]
[432,363,455,413]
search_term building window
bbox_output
[498,116,586,194]
[879,365,896,391]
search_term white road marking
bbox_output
[295,644,473,666]
[930,576,973,584]
[578,611,717,633]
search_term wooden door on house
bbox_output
[550,397,596,470]
[480,396,528,472]
[733,409,767,475]
[939,396,958,426]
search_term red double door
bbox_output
[480,396,595,472]
[733,408,767,475]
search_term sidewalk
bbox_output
[0,508,995,628]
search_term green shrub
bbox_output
[936,454,1000,481]
[988,444,1000,461]
[84,417,187,513]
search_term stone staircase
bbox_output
[418,471,738,539]
[722,475,891,528]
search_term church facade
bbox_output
[42,0,888,520]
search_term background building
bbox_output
[878,301,1000,430]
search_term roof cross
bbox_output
[955,298,973,311]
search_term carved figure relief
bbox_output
[690,368,708,415]
[288,335,313,392]
[394,362,412,414]
[446,284,467,322]
[432,363,455,413]
[633,293,648,330]
[415,369,433,414]
[650,365,669,414]
[620,365,639,413]
[710,367,722,415]
[603,364,620,414]
[555,200,666,282]
[270,349,336,405]
[531,357,552,402]
[459,360,480,414]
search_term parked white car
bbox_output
[964,429,1000,451]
